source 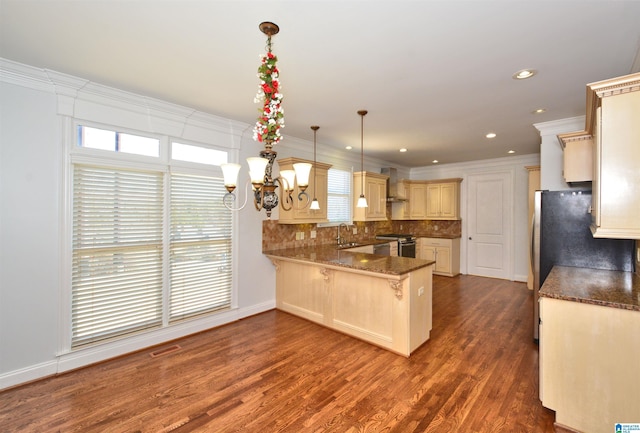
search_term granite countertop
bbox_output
[539,266,640,312]
[415,234,461,239]
[264,245,435,276]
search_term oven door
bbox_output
[398,240,416,258]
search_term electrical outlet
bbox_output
[418,287,424,296]
[299,232,304,240]
[352,227,357,235]
[310,230,316,239]
[365,227,368,234]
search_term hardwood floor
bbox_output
[0,275,556,432]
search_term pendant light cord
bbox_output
[358,110,368,193]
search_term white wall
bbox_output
[411,154,540,282]
[534,116,585,191]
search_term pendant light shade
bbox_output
[356,110,368,208]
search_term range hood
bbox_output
[381,167,408,202]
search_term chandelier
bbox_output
[221,21,312,218]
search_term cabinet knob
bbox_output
[468,237,472,240]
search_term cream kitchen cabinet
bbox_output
[353,171,388,221]
[586,72,640,239]
[425,179,462,220]
[391,179,461,221]
[408,183,428,219]
[418,237,460,277]
[540,296,640,433]
[277,157,332,224]
[557,131,593,183]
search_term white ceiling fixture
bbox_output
[512,68,538,80]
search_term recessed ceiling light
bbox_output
[508,150,515,154]
[512,69,537,80]
[532,108,547,114]
[399,148,407,153]
[432,160,439,164]
[345,145,352,150]
[486,132,497,139]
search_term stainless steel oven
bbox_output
[375,234,417,258]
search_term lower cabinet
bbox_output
[418,237,460,277]
[540,297,640,433]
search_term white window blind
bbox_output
[169,174,232,321]
[327,168,352,223]
[72,166,164,348]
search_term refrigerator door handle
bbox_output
[530,212,535,273]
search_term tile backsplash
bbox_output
[262,215,461,252]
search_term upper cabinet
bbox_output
[353,171,388,221]
[277,157,332,224]
[586,73,640,239]
[557,131,593,183]
[391,178,462,220]
[425,179,462,220]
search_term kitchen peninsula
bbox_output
[264,245,435,356]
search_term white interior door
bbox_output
[467,171,512,279]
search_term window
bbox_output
[70,125,232,348]
[326,168,352,224]
[77,125,160,157]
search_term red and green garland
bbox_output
[253,47,285,145]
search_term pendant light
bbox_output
[356,110,368,208]
[310,125,320,210]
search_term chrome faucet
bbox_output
[337,223,350,245]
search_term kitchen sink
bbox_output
[336,242,361,249]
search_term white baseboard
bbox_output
[513,273,528,283]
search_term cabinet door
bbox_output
[439,183,457,219]
[592,91,640,237]
[425,184,441,219]
[409,183,428,219]
[422,245,436,262]
[366,178,386,219]
[434,246,451,274]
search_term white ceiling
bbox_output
[2,1,640,168]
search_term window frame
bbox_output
[318,166,354,227]
[61,119,236,352]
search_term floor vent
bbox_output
[149,344,182,358]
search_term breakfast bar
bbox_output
[264,246,435,357]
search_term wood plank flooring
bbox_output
[0,275,556,432]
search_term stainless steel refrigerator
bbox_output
[532,190,635,341]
